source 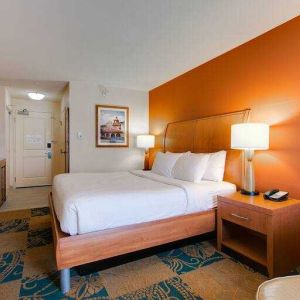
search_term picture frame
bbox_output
[96,105,129,147]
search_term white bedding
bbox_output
[52,170,236,235]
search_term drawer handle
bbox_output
[231,213,249,221]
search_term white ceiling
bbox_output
[0,0,300,91]
[0,79,67,102]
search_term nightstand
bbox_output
[217,192,300,278]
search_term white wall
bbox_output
[69,81,148,172]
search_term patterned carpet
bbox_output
[0,208,269,299]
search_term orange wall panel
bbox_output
[149,16,300,197]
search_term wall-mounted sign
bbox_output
[25,134,43,145]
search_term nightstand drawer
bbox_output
[219,202,267,234]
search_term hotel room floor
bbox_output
[0,208,277,300]
[0,186,50,212]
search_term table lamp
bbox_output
[137,135,155,170]
[231,123,269,195]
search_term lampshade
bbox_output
[231,123,269,150]
[137,135,155,149]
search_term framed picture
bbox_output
[96,105,129,147]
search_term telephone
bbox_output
[263,189,289,201]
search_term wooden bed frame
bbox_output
[50,109,250,293]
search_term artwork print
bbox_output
[96,105,129,147]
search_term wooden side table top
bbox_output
[218,192,300,215]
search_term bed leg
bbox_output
[60,268,71,294]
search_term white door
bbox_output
[15,112,52,187]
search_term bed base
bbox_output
[49,192,216,293]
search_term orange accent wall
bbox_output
[149,16,300,198]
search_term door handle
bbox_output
[230,213,249,221]
[45,151,52,159]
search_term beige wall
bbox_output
[0,86,6,158]
[0,86,11,186]
[4,88,11,186]
[69,81,148,172]
[9,98,65,186]
[61,85,69,111]
[59,85,69,172]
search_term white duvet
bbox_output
[52,170,236,235]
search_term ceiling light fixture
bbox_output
[28,92,45,100]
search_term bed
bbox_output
[49,109,250,293]
[52,170,236,235]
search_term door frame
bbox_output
[64,107,70,173]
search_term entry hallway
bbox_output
[0,186,50,212]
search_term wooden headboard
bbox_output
[163,109,250,188]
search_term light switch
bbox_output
[77,131,83,140]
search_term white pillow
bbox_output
[151,152,183,177]
[172,152,210,183]
[203,150,227,182]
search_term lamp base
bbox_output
[240,189,259,196]
[144,150,150,171]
